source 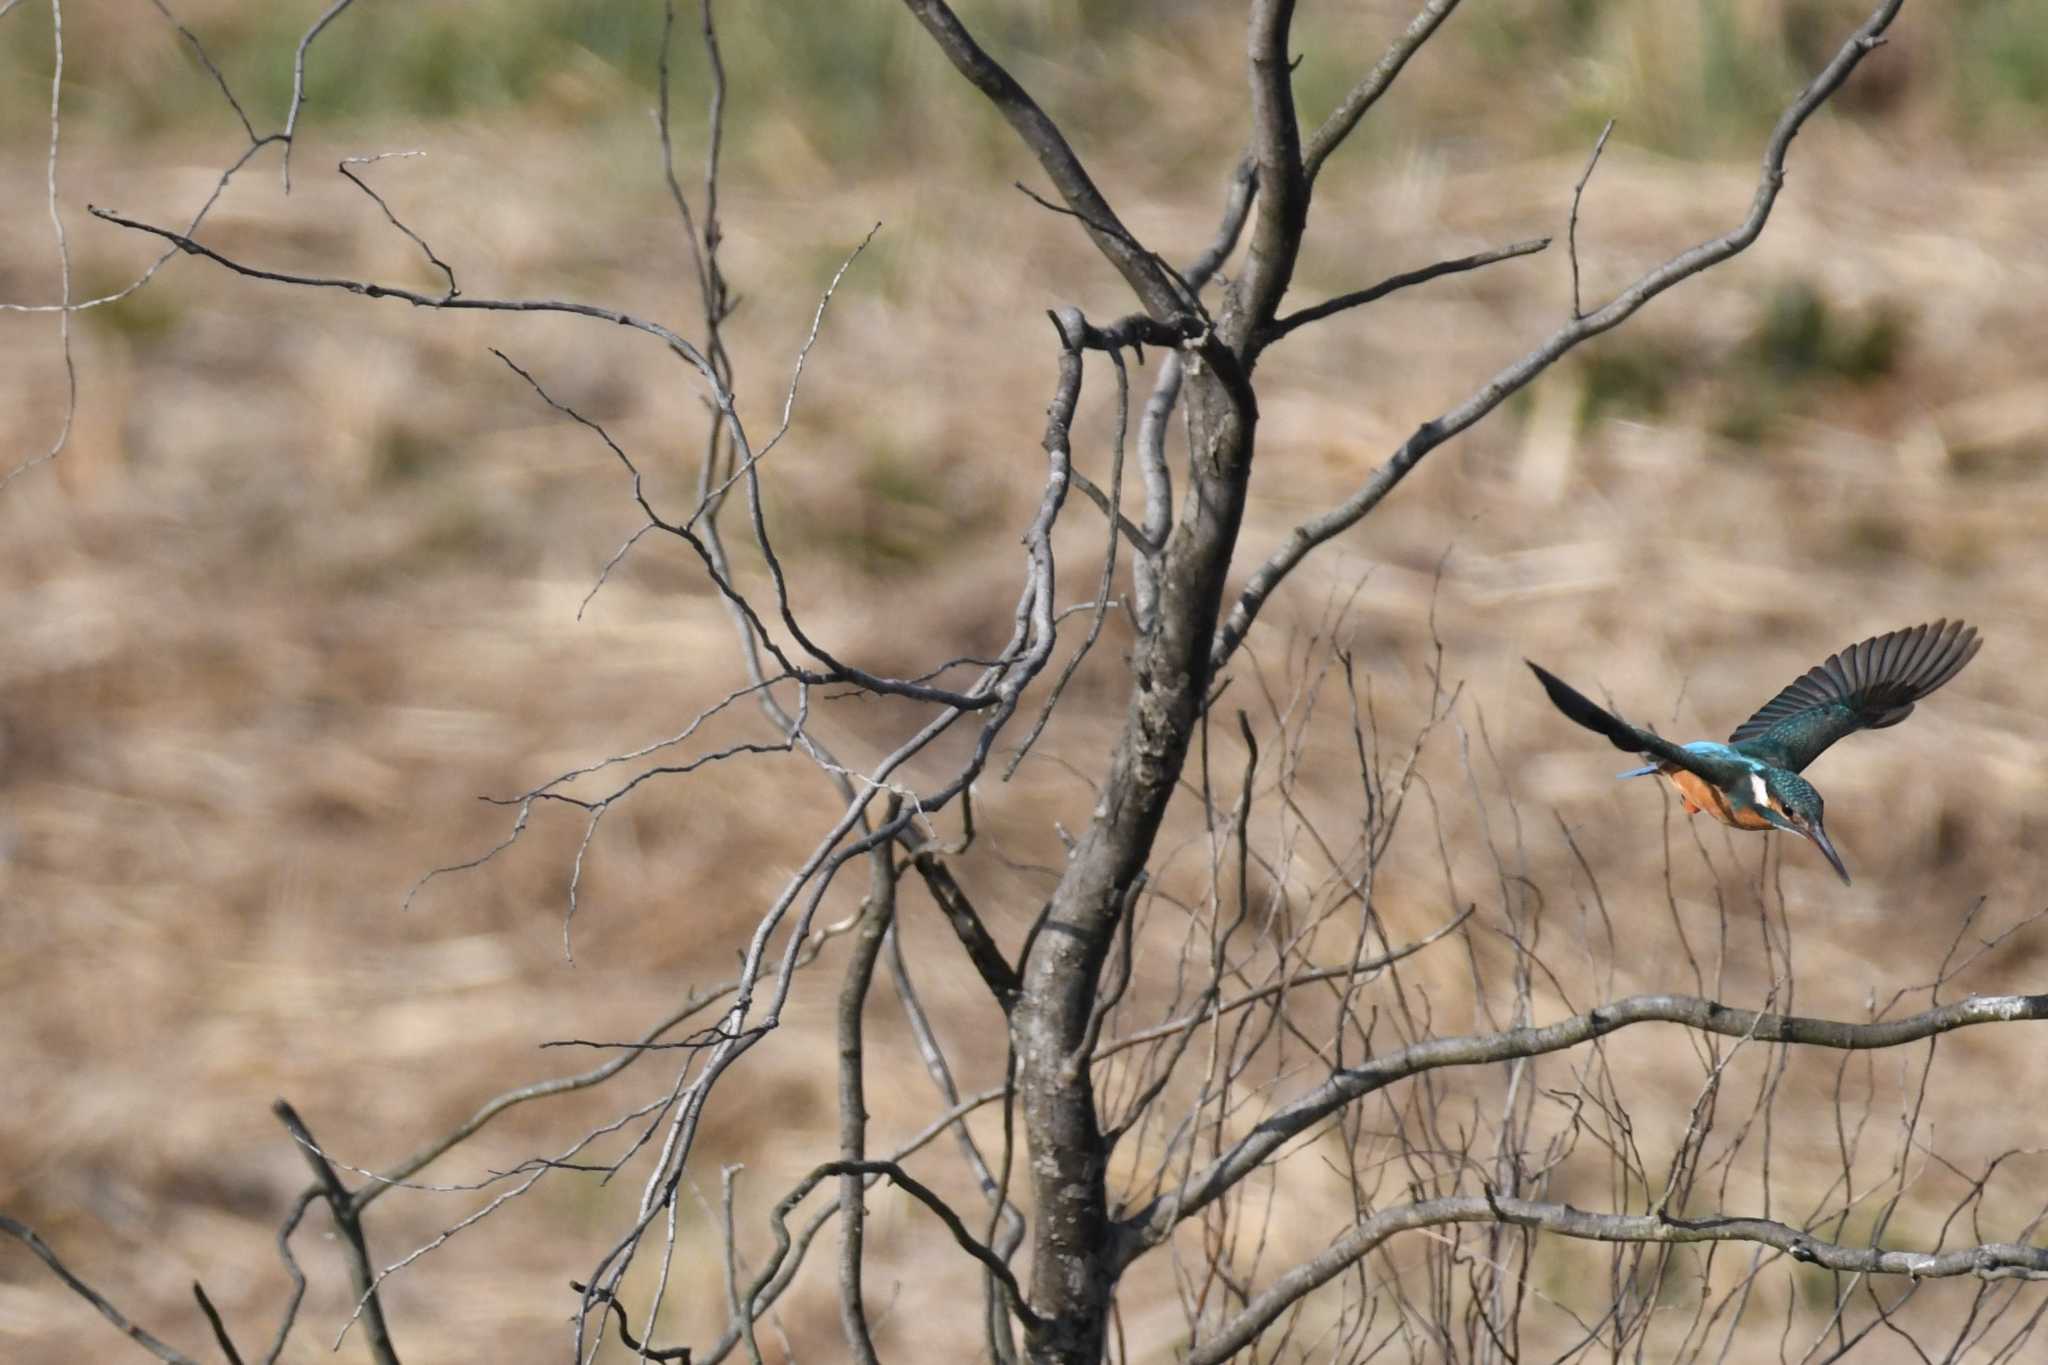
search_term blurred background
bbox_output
[2,1,2045,1360]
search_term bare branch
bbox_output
[191,1282,245,1365]
[1012,183,1206,317]
[910,849,1020,1009]
[655,0,728,331]
[1006,343,1135,780]
[835,842,899,1365]
[778,1160,1043,1337]
[898,0,1184,318]
[883,926,1025,1362]
[1262,237,1552,344]
[1237,0,1308,335]
[566,1279,692,1361]
[88,206,722,379]
[272,1102,399,1365]
[0,1216,200,1365]
[281,0,356,192]
[1068,469,1158,556]
[258,1189,318,1365]
[483,335,1009,717]
[147,0,256,139]
[1190,1193,2048,1365]
[1303,0,1462,184]
[1135,990,2048,1247]
[3,0,75,490]
[354,986,736,1212]
[1187,158,1258,289]
[1132,157,1257,632]
[1092,905,1474,1062]
[1567,118,1617,319]
[337,152,457,297]
[1211,0,1907,671]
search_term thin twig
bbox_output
[1138,989,2048,1245]
[1189,1192,2048,1365]
[1263,237,1552,343]
[3,0,74,490]
[899,0,1184,318]
[790,1160,1043,1335]
[281,0,356,192]
[191,1282,246,1365]
[337,152,457,297]
[566,1280,693,1360]
[1568,118,1616,319]
[0,1217,200,1365]
[1303,0,1463,184]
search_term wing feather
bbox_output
[1727,620,1981,771]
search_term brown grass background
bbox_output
[3,1,2047,1360]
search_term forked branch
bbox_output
[1211,0,1907,671]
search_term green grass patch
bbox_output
[1715,279,1908,443]
[76,269,187,342]
[1959,0,2048,117]
[1742,280,1904,385]
[4,2,2043,175]
[1575,335,1687,428]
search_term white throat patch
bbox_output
[1749,773,1769,807]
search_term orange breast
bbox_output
[1663,768,1774,831]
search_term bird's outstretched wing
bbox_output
[1527,662,1749,787]
[1727,620,1981,773]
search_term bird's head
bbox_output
[1757,770,1850,884]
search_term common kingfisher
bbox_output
[1529,620,1981,884]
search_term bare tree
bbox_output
[7,1,2046,1363]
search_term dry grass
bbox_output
[3,3,2047,1361]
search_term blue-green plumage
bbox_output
[1529,621,1981,885]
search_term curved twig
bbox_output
[1132,988,2048,1248]
[1189,1193,2048,1365]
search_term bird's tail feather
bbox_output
[1526,661,1642,755]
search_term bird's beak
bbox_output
[1757,807,1852,884]
[1805,820,1851,886]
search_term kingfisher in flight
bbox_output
[1529,620,1981,884]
